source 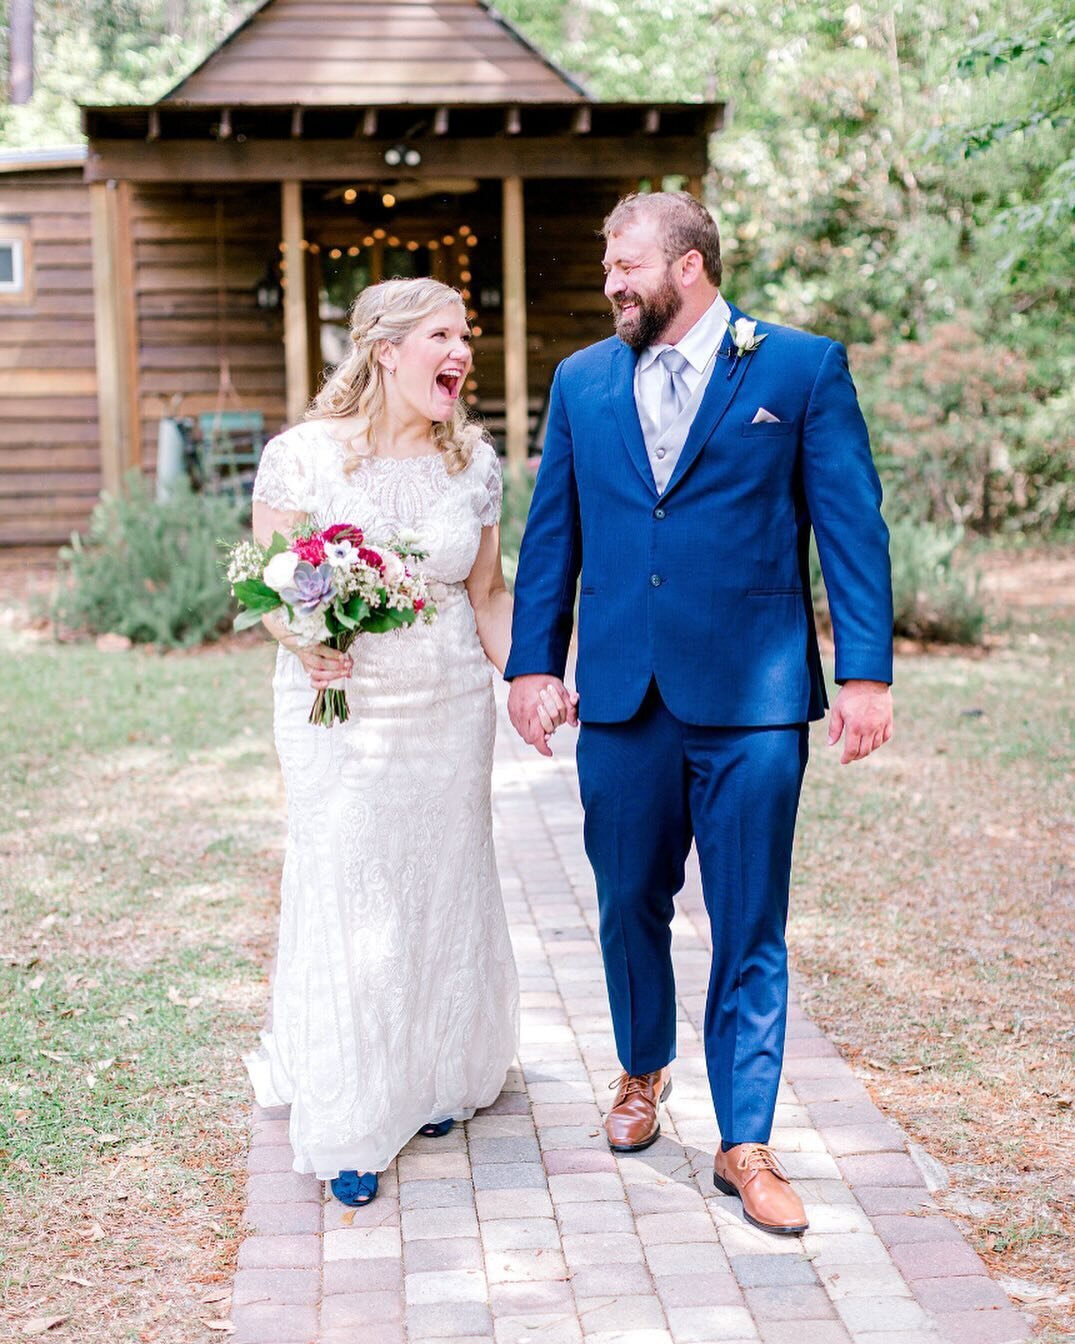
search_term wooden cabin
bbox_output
[0,0,721,545]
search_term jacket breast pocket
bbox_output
[740,420,795,438]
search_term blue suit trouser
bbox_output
[576,681,809,1145]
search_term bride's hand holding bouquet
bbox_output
[225,522,436,726]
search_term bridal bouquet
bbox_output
[225,523,435,726]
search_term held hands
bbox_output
[828,680,893,764]
[508,674,580,758]
[296,643,353,691]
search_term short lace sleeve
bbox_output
[476,440,503,528]
[252,427,313,514]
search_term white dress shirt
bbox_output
[634,292,731,431]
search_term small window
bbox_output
[0,239,24,291]
[0,219,31,303]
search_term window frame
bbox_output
[0,218,32,304]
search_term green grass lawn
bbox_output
[791,613,1074,1338]
[0,628,281,1342]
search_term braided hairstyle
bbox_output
[307,276,484,475]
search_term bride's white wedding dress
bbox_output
[244,422,519,1178]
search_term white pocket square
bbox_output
[751,407,781,424]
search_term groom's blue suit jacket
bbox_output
[504,306,894,725]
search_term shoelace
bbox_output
[736,1143,790,1182]
[609,1071,655,1101]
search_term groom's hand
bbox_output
[828,680,893,764]
[508,675,579,757]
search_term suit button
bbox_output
[654,507,666,519]
[650,574,662,587]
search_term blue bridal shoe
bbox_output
[418,1118,455,1138]
[330,1170,379,1206]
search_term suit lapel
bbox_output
[608,340,657,494]
[663,303,752,499]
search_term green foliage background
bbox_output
[1,0,1072,538]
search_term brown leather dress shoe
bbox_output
[713,1143,808,1236]
[604,1069,672,1153]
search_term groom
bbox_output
[505,191,894,1236]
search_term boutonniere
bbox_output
[727,317,767,378]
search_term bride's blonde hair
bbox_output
[306,277,484,475]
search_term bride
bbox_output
[245,277,573,1205]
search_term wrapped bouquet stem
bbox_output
[225,523,435,726]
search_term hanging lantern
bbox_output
[255,260,282,311]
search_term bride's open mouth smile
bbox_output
[435,368,465,400]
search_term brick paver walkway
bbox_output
[232,687,1032,1344]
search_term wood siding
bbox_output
[130,185,287,470]
[0,169,100,545]
[169,0,584,106]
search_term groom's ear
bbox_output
[679,249,705,287]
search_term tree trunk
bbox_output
[9,0,34,105]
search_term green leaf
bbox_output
[361,611,406,633]
[266,531,290,559]
[232,579,280,610]
[233,607,271,632]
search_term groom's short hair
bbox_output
[602,191,722,288]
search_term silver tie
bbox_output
[658,348,689,435]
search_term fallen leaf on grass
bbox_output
[22,1317,68,1336]
[58,1276,92,1288]
[82,1223,105,1242]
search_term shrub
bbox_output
[851,321,1075,538]
[500,463,536,590]
[53,475,246,648]
[811,517,986,645]
[887,516,986,644]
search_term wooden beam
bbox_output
[86,136,709,182]
[501,175,528,471]
[89,180,140,492]
[281,181,310,425]
[687,175,703,199]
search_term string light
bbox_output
[347,245,360,257]
[329,247,342,259]
[373,228,386,240]
[388,236,400,248]
[382,193,396,208]
[343,187,357,203]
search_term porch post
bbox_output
[89,179,139,492]
[501,175,528,470]
[282,181,310,424]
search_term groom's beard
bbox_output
[611,269,684,350]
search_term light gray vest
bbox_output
[636,347,720,493]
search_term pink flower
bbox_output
[323,523,364,546]
[291,534,326,565]
[413,598,425,612]
[357,546,384,571]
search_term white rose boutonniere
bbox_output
[727,317,767,378]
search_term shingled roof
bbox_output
[162,0,589,106]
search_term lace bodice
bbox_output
[252,421,503,585]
